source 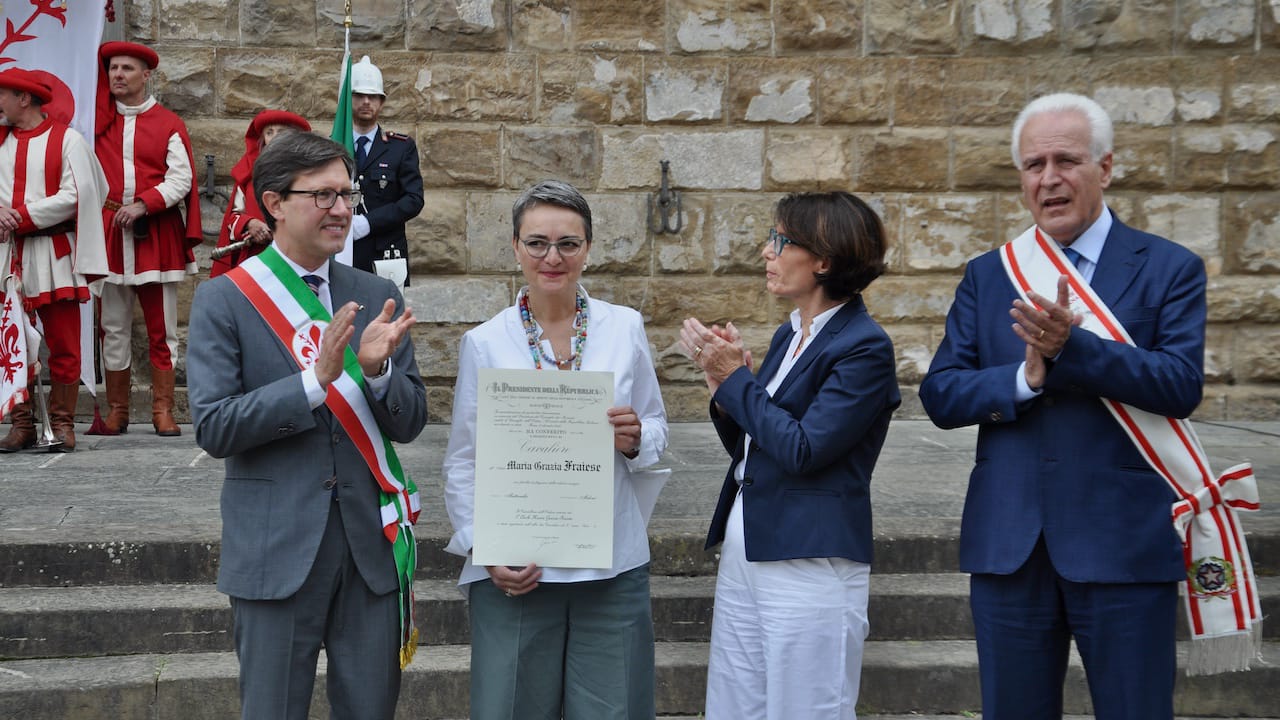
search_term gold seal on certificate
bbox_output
[474,368,616,569]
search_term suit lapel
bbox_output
[1089,215,1148,307]
[771,299,862,400]
[362,128,390,171]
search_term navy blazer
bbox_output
[919,214,1206,583]
[705,297,901,564]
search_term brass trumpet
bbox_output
[31,375,62,450]
[210,239,251,260]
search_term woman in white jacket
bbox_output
[443,180,669,719]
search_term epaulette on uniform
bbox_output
[382,131,412,142]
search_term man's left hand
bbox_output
[356,298,415,377]
[1011,275,1082,358]
[114,201,147,229]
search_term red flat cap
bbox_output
[99,41,159,69]
[249,110,311,137]
[0,68,53,104]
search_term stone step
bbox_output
[1,640,1277,719]
[4,575,1277,660]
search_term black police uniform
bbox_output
[354,127,424,286]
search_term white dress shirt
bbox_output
[443,290,670,587]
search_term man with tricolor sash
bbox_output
[921,93,1260,718]
[186,131,427,719]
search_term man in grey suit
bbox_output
[187,131,427,720]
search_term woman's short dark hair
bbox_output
[252,131,353,230]
[511,180,593,242]
[774,191,888,300]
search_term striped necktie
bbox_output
[302,274,323,296]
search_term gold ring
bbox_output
[694,346,703,356]
[1038,329,1046,339]
[504,590,514,598]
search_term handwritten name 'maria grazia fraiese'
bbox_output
[506,460,604,472]
[486,381,607,397]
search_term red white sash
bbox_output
[1001,226,1261,675]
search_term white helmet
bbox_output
[351,55,385,97]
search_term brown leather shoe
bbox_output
[102,368,131,434]
[151,368,181,437]
[0,398,36,453]
[48,382,78,452]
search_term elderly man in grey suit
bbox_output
[187,131,427,720]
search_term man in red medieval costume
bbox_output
[93,41,201,437]
[0,68,109,452]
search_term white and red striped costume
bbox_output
[94,96,200,372]
[0,117,108,384]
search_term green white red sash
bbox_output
[1001,226,1261,675]
[226,246,421,668]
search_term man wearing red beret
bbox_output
[93,41,201,437]
[0,68,109,452]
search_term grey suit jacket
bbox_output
[187,261,428,600]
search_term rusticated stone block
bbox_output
[1179,0,1255,48]
[1206,277,1280,323]
[316,0,405,48]
[1224,193,1280,274]
[885,324,935,384]
[574,0,665,52]
[852,129,951,192]
[710,193,782,275]
[996,192,1033,243]
[580,193,652,275]
[1063,0,1172,52]
[1266,1,1280,48]
[410,323,475,384]
[403,278,511,324]
[966,0,1055,50]
[869,193,905,273]
[669,0,772,55]
[123,0,157,42]
[1235,327,1280,382]
[219,50,341,120]
[1027,56,1093,100]
[513,0,573,51]
[1178,125,1280,189]
[818,59,892,126]
[865,0,962,56]
[505,127,598,190]
[654,195,712,274]
[660,384,715,422]
[1095,86,1176,127]
[539,54,643,125]
[408,0,507,51]
[648,323,776,384]
[897,194,999,273]
[646,59,727,123]
[641,277,787,325]
[953,128,1019,191]
[893,59,1025,127]
[182,118,248,187]
[765,131,852,189]
[409,191,468,276]
[775,0,863,54]
[1109,128,1172,189]
[426,384,455,420]
[1197,384,1280,421]
[1134,194,1223,275]
[599,130,765,191]
[147,48,215,116]
[729,59,816,125]
[411,53,536,122]
[467,191,521,272]
[419,127,501,188]
[1203,324,1232,384]
[1227,57,1280,121]
[863,276,957,323]
[158,0,240,44]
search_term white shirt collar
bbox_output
[273,244,331,284]
[788,301,846,337]
[354,127,378,145]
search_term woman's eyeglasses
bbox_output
[519,238,585,258]
[769,228,796,255]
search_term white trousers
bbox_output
[704,490,870,720]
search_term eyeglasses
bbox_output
[283,188,362,209]
[519,238,586,258]
[769,228,797,255]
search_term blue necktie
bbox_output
[1063,247,1084,270]
[302,274,323,296]
[355,136,369,168]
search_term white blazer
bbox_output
[443,291,670,587]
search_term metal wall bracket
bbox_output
[646,160,683,235]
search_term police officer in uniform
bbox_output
[349,55,423,286]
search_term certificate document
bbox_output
[474,368,615,569]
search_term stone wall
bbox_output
[121,0,1280,421]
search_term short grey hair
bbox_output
[511,180,593,242]
[1010,93,1114,170]
[253,131,353,230]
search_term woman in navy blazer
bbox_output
[681,192,900,720]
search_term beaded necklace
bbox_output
[517,286,589,371]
